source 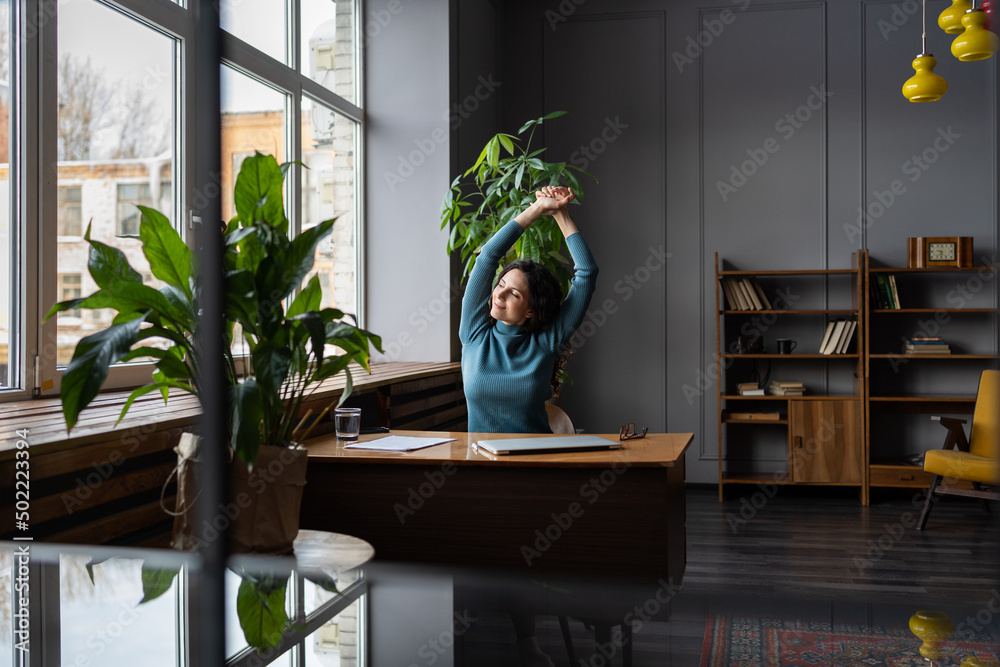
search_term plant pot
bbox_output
[167,433,309,554]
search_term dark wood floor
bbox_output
[451,485,1000,666]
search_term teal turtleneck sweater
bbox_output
[460,220,598,433]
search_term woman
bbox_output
[460,185,598,434]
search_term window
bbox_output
[3,0,364,401]
[117,183,153,236]
[57,273,82,320]
[57,186,82,237]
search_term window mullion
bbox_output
[35,0,59,397]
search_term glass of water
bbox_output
[334,407,361,441]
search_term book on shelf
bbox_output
[818,320,838,353]
[904,336,950,354]
[742,277,764,310]
[725,411,782,421]
[739,387,766,396]
[768,380,805,396]
[889,274,901,309]
[737,382,760,390]
[720,276,772,311]
[874,274,898,309]
[870,276,886,309]
[835,320,857,354]
[821,319,847,354]
[749,277,772,309]
[721,277,749,310]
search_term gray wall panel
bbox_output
[456,0,999,484]
[366,0,452,363]
[542,13,667,434]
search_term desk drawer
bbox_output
[869,465,932,487]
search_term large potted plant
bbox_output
[440,110,593,297]
[45,152,381,553]
[440,111,594,393]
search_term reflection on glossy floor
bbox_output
[434,486,1000,666]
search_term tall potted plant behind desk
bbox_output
[441,110,594,393]
[45,152,382,554]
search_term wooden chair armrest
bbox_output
[930,415,970,451]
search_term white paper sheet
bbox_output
[343,435,456,452]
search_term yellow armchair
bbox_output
[917,370,999,530]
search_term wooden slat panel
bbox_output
[44,498,176,545]
[0,362,462,458]
[0,428,183,487]
[0,462,175,532]
[393,405,468,431]
[390,388,466,421]
[389,372,463,396]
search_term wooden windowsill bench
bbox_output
[0,361,465,546]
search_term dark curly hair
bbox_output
[493,259,563,335]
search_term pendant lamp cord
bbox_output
[922,0,927,53]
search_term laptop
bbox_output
[473,435,623,456]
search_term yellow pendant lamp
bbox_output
[904,0,948,102]
[939,0,974,33]
[903,54,948,101]
[951,7,999,60]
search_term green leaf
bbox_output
[230,380,264,467]
[43,297,88,322]
[137,205,193,300]
[78,282,187,327]
[237,578,288,652]
[541,109,569,121]
[486,137,500,168]
[234,153,287,234]
[140,568,180,604]
[117,380,194,424]
[61,317,145,431]
[498,133,515,154]
[258,218,335,303]
[311,353,356,384]
[251,343,293,403]
[85,231,143,290]
[286,275,323,318]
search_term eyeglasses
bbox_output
[619,423,648,441]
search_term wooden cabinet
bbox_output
[789,400,861,484]
[863,253,998,495]
[715,253,865,501]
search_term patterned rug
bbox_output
[700,615,1000,666]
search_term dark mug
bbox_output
[776,339,797,354]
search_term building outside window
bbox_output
[0,0,364,400]
[57,186,83,237]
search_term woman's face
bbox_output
[490,268,533,326]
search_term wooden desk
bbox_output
[300,431,693,579]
